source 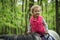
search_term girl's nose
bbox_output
[36,12,39,14]
[36,13,39,15]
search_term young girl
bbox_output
[27,5,48,39]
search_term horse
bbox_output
[0,30,60,40]
[31,30,60,40]
[33,30,60,40]
[48,30,60,40]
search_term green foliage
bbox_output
[41,0,56,31]
[0,0,56,35]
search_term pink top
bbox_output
[30,16,46,35]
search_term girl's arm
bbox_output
[27,24,31,33]
[43,18,48,32]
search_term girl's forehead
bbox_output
[34,7,40,10]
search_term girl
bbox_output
[27,5,49,40]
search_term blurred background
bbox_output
[0,0,60,36]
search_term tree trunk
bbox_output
[29,0,34,19]
[25,0,28,34]
[37,0,39,4]
[25,0,34,33]
[56,0,60,35]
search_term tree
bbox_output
[24,0,34,33]
[56,0,60,35]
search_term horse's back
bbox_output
[34,30,60,40]
[48,30,60,40]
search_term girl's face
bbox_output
[32,7,41,18]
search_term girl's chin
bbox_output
[36,15,39,17]
[36,15,39,18]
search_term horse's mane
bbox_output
[17,33,36,40]
[0,33,36,40]
[17,34,31,40]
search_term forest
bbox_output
[0,0,60,36]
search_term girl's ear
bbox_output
[40,10,42,14]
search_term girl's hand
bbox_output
[45,31,48,35]
[26,31,31,34]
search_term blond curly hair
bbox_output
[30,5,42,13]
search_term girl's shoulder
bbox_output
[30,16,33,22]
[30,16,33,20]
[39,16,44,18]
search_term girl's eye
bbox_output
[35,11,37,12]
[35,10,40,12]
